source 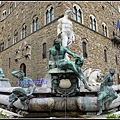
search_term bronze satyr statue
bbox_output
[8,70,36,110]
[48,38,91,92]
[97,68,118,115]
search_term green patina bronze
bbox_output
[97,68,118,115]
[8,70,36,110]
[0,68,5,78]
[47,38,91,96]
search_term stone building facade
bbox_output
[0,1,120,86]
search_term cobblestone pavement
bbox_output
[47,111,120,119]
[78,111,120,119]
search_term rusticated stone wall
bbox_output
[0,1,120,86]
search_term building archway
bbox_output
[20,63,26,76]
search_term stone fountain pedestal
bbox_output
[0,71,119,118]
[0,78,11,87]
[0,84,119,118]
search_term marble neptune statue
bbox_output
[57,9,75,61]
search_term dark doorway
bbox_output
[20,63,26,76]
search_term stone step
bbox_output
[0,108,23,118]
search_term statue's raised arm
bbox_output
[11,70,24,80]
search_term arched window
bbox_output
[102,25,104,34]
[22,24,27,39]
[93,18,96,31]
[73,4,82,23]
[46,10,49,24]
[14,30,18,43]
[32,16,39,33]
[32,19,35,32]
[104,49,107,62]
[46,5,54,24]
[90,16,93,29]
[7,38,11,48]
[102,22,107,37]
[0,42,4,52]
[20,63,26,76]
[9,4,13,14]
[6,36,11,48]
[2,10,6,20]
[82,41,88,58]
[36,17,39,30]
[43,43,47,59]
[89,15,97,31]
[78,9,82,23]
[73,6,77,21]
[50,7,54,21]
[105,26,107,36]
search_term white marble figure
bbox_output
[57,9,75,61]
[88,69,104,86]
[83,67,92,80]
[83,68,104,86]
